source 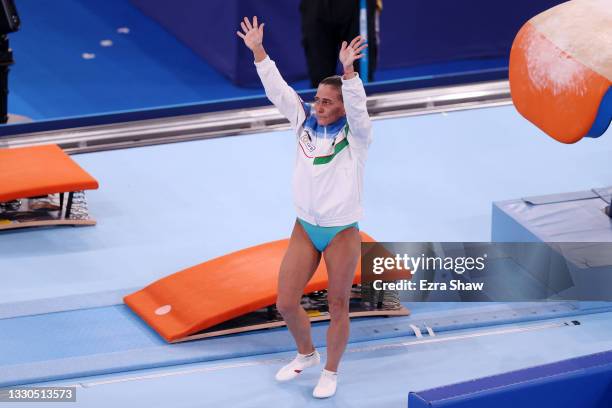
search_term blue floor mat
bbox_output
[9,0,270,120]
[1,300,611,388]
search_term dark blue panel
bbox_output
[380,0,565,69]
[410,366,612,407]
[409,350,612,408]
[130,0,564,86]
[130,0,305,87]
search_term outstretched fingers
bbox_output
[349,36,362,49]
[243,16,253,30]
[239,16,262,34]
[354,43,368,54]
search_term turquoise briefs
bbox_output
[297,218,359,252]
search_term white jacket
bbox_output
[255,56,372,226]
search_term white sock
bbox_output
[275,350,320,382]
[312,369,338,398]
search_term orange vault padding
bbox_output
[125,232,376,343]
[0,144,99,202]
[509,0,611,143]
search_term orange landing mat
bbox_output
[125,232,375,342]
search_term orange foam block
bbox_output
[509,0,611,143]
[0,144,99,202]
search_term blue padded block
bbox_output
[492,189,612,243]
[491,202,541,243]
[408,350,612,407]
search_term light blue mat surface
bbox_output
[2,301,611,388]
[28,311,612,408]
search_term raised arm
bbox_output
[339,36,372,149]
[237,17,307,131]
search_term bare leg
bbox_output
[322,227,361,372]
[276,220,321,354]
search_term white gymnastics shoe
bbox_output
[275,350,321,382]
[312,369,338,398]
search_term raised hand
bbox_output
[236,16,265,52]
[339,36,368,71]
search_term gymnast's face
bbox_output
[314,84,346,126]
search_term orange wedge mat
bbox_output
[0,145,99,202]
[509,0,611,143]
[125,232,375,342]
